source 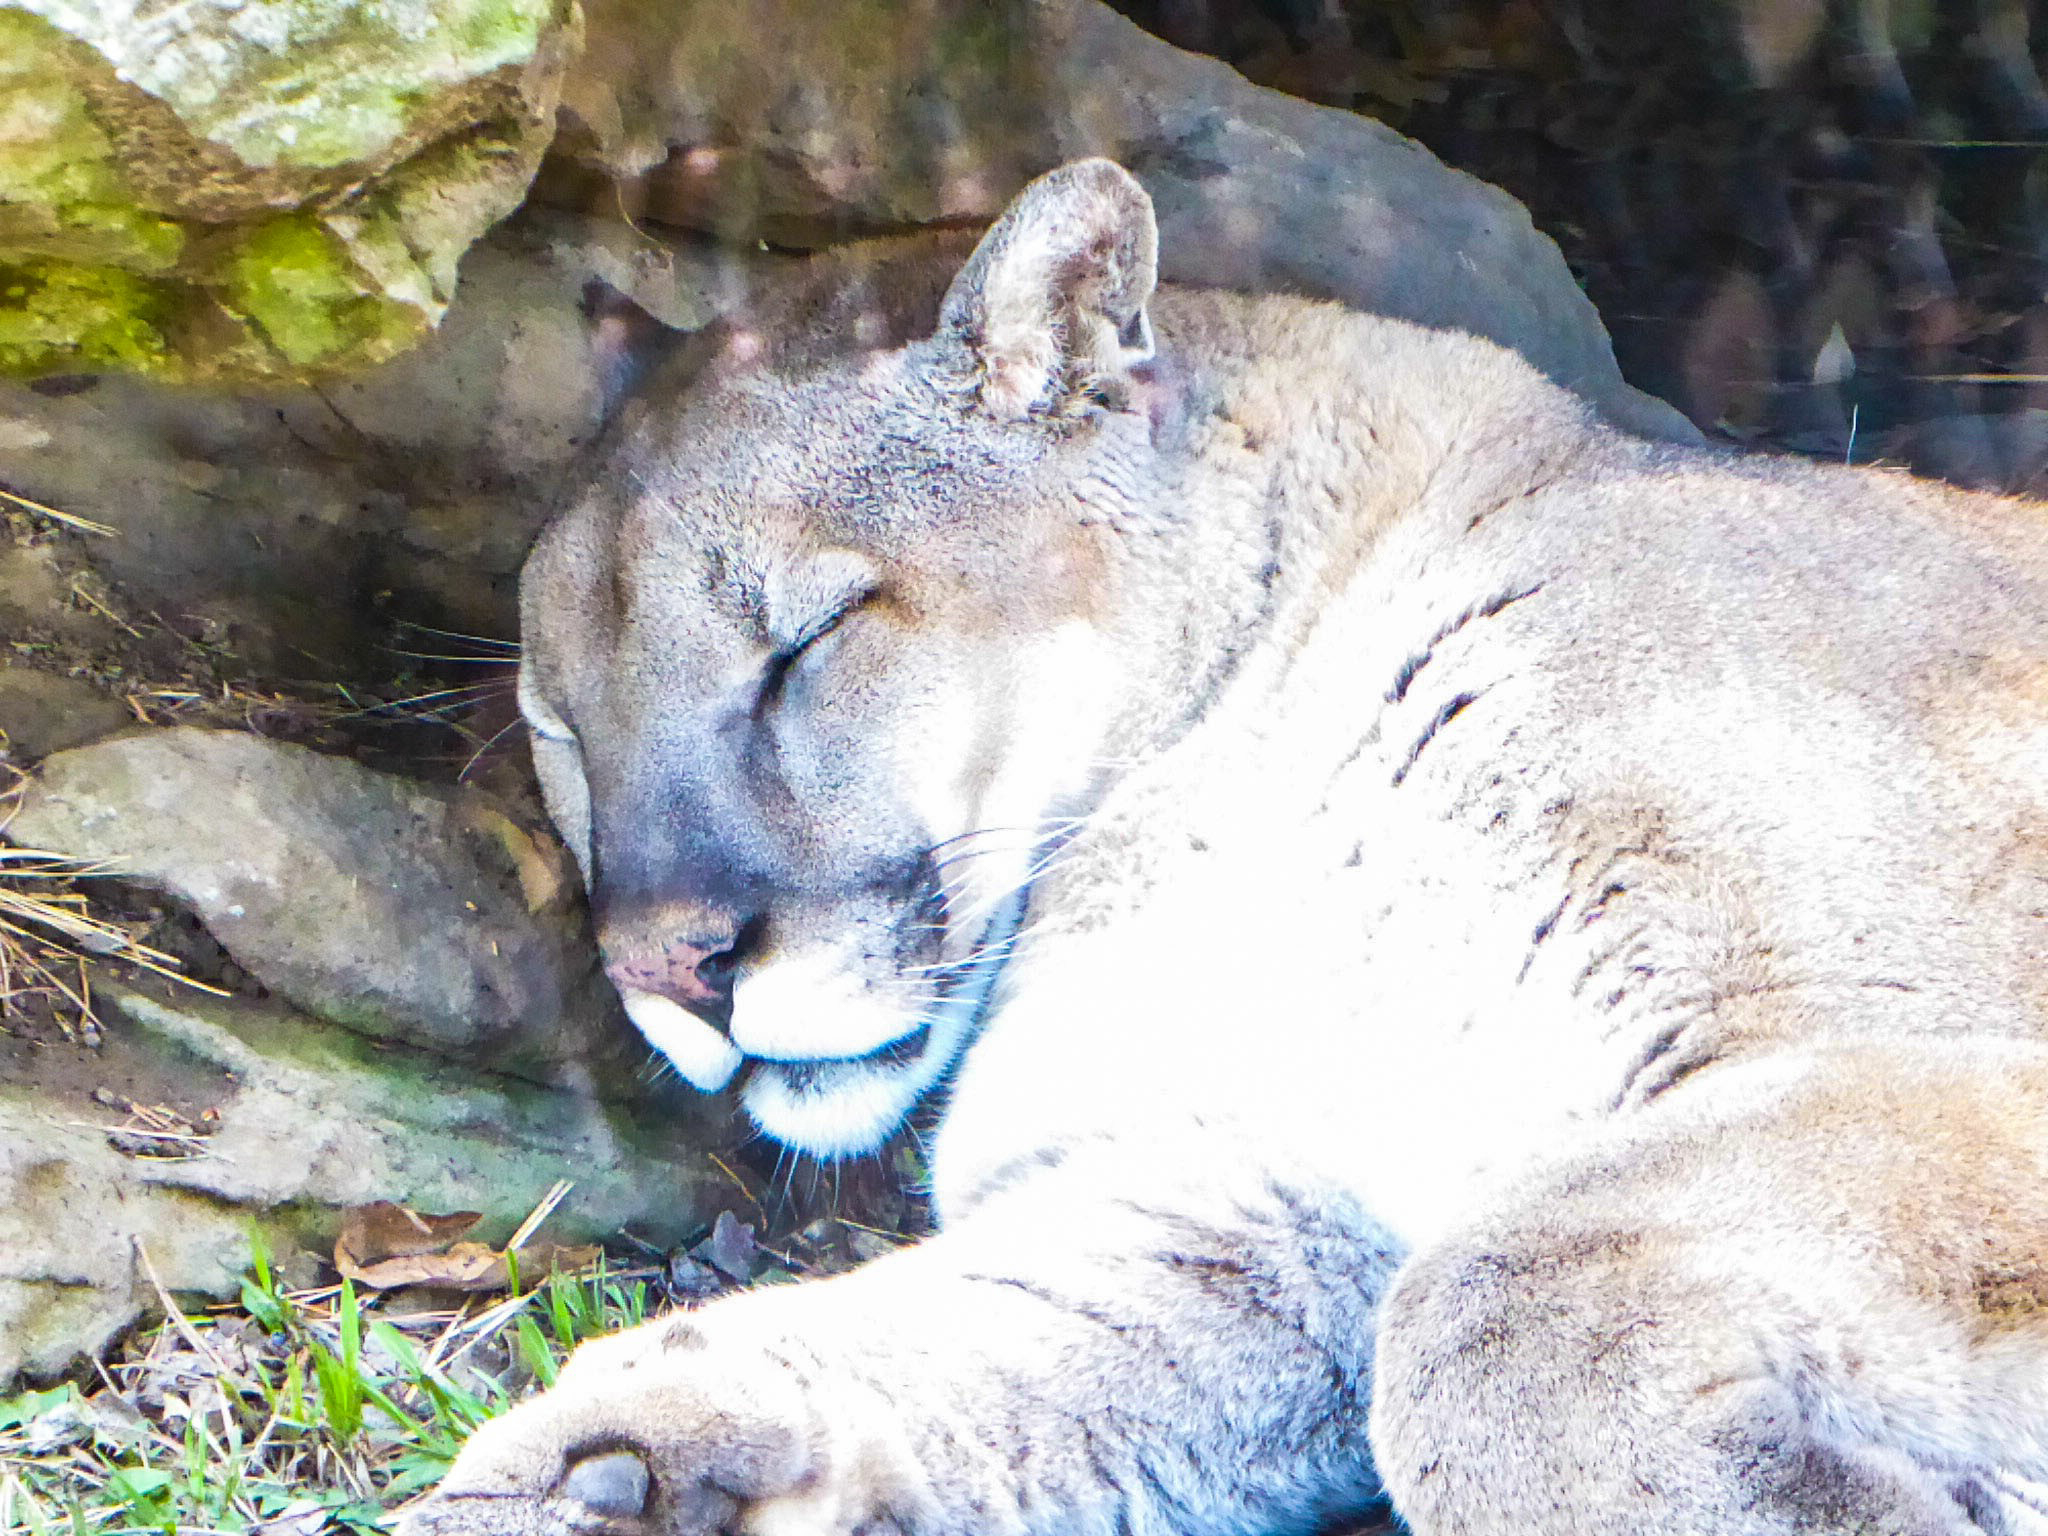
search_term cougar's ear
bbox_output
[934,159,1158,419]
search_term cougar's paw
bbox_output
[399,1317,888,1536]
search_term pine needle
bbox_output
[0,487,115,538]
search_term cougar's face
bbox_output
[519,354,1140,1156]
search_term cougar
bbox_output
[408,160,2048,1535]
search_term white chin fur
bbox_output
[742,988,985,1156]
[621,991,744,1091]
[741,1060,925,1158]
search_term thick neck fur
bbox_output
[1093,287,1598,770]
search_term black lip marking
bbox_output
[738,887,1027,1108]
[744,1021,934,1094]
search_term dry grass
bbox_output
[0,488,115,540]
[118,683,357,740]
[0,768,224,1042]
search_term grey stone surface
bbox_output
[0,664,133,761]
[550,0,1694,439]
[10,727,629,1071]
[0,983,724,1384]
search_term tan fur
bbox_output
[409,161,2048,1536]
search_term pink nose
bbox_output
[606,939,725,1009]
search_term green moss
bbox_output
[328,0,558,168]
[23,202,185,271]
[441,0,557,75]
[0,1,564,380]
[227,214,421,367]
[0,261,169,374]
[0,75,111,207]
[0,14,184,270]
[63,0,562,172]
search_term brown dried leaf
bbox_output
[340,1240,508,1291]
[333,1201,482,1281]
[524,1242,604,1281]
[693,1209,759,1283]
[460,802,572,914]
[335,1203,601,1291]
[386,1240,602,1293]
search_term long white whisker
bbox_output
[386,649,523,666]
[458,715,525,781]
[332,678,516,723]
[949,841,1073,932]
[931,814,1089,899]
[899,935,1026,978]
[392,621,522,653]
[921,817,1088,865]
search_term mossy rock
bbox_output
[0,0,580,383]
[0,981,728,1384]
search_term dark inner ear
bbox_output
[581,279,691,420]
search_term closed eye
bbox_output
[760,595,868,704]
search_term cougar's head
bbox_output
[519,161,1178,1155]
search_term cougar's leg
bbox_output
[403,1129,1404,1536]
[1371,1038,2048,1536]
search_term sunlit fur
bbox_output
[415,160,2048,1536]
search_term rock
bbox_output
[0,663,132,760]
[544,0,1693,439]
[1714,0,1829,88]
[0,0,579,383]
[1677,267,1777,436]
[1879,410,2048,496]
[1,6,1703,681]
[0,981,726,1384]
[9,727,626,1072]
[0,208,783,670]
